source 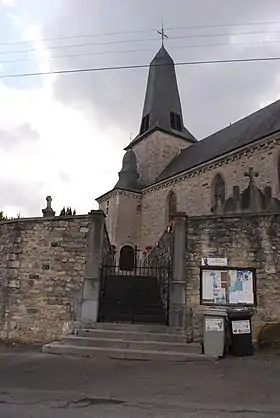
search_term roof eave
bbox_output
[124,126,197,150]
[96,187,142,202]
[150,128,280,187]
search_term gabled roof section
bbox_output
[156,99,280,183]
[125,46,196,150]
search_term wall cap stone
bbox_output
[0,214,90,226]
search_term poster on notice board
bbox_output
[201,268,255,306]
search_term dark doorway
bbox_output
[119,245,135,271]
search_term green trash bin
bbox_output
[203,307,227,357]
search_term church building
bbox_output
[2,43,280,352]
[97,44,280,270]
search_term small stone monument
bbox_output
[42,196,55,218]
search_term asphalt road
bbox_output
[0,346,279,417]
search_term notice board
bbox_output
[200,267,256,306]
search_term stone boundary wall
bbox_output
[145,226,174,268]
[102,222,114,265]
[0,215,91,344]
[186,213,280,342]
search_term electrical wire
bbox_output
[1,39,280,66]
[1,30,280,57]
[1,20,280,47]
[1,56,280,80]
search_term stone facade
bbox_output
[98,189,142,260]
[132,130,190,187]
[0,214,93,344]
[140,133,280,249]
[186,213,280,342]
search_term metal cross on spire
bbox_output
[157,22,168,46]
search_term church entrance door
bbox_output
[119,245,135,271]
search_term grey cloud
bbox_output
[43,0,280,140]
[0,123,39,150]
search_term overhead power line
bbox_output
[2,39,280,66]
[1,56,280,80]
[1,30,280,57]
[1,20,280,47]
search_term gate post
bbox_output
[169,212,187,331]
[81,210,105,326]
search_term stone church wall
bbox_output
[132,130,190,187]
[186,213,280,342]
[0,215,90,344]
[140,134,280,249]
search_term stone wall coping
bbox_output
[172,212,187,220]
[0,214,90,226]
[188,212,280,222]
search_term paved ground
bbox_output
[0,345,280,417]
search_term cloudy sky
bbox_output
[1,0,280,217]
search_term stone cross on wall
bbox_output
[245,167,259,185]
[42,196,55,218]
[46,196,52,209]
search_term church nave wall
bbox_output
[140,134,280,249]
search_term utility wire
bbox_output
[1,20,280,47]
[1,56,280,80]
[2,39,280,66]
[1,30,280,57]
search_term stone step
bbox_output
[42,343,215,362]
[60,336,202,354]
[98,317,167,325]
[77,328,188,343]
[90,323,169,333]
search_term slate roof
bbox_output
[114,149,140,192]
[126,46,196,150]
[156,99,280,183]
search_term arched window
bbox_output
[166,190,177,223]
[212,174,225,204]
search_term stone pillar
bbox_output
[81,210,105,327]
[169,212,187,331]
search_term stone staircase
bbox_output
[98,274,167,325]
[42,323,217,362]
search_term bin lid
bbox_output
[202,307,227,317]
[227,307,253,320]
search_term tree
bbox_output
[59,207,76,216]
[0,211,8,221]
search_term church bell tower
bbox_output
[125,43,196,187]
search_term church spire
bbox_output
[126,44,196,149]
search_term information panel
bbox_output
[201,268,256,306]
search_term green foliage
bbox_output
[0,211,9,221]
[59,207,76,217]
